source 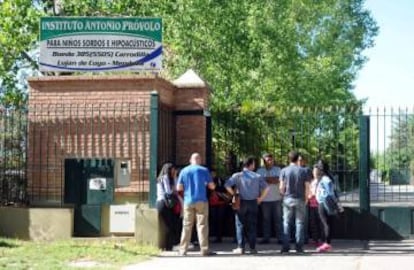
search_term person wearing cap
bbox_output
[256,153,282,244]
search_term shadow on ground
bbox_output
[160,238,414,257]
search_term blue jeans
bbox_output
[261,200,282,241]
[282,197,306,250]
[235,200,258,250]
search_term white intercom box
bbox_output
[109,204,136,234]
[115,159,131,187]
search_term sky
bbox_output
[353,0,414,109]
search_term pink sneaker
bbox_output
[316,243,332,252]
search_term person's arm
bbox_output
[304,181,310,203]
[266,176,279,184]
[206,170,216,190]
[257,186,269,204]
[224,174,237,196]
[162,176,172,194]
[257,168,279,184]
[257,176,269,204]
[279,171,286,195]
[176,172,184,192]
[208,181,216,190]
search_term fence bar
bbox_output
[359,115,370,212]
[149,91,159,208]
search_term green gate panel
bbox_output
[65,158,114,236]
[74,205,102,237]
[64,159,86,204]
[86,177,114,204]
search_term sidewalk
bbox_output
[123,239,414,270]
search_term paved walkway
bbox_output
[123,239,414,270]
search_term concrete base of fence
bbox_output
[135,204,165,249]
[0,207,73,241]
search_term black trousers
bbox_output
[157,200,179,250]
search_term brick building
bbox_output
[26,70,210,236]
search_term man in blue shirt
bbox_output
[225,156,269,255]
[177,153,215,256]
[279,151,311,254]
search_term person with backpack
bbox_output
[314,160,342,252]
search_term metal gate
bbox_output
[212,105,362,203]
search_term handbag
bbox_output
[231,172,242,210]
[164,193,178,209]
[231,193,240,210]
[322,194,339,216]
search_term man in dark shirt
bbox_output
[279,151,310,254]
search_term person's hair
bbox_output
[262,153,273,160]
[157,162,175,183]
[242,156,256,168]
[288,151,300,163]
[313,163,323,178]
[315,159,334,179]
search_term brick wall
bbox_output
[27,74,209,204]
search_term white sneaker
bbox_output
[232,247,245,254]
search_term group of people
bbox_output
[156,151,343,256]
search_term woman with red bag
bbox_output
[208,169,231,243]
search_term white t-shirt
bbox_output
[257,166,281,201]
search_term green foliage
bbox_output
[212,105,361,191]
[0,1,377,181]
[0,0,377,109]
[376,111,414,184]
[0,0,42,107]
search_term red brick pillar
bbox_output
[173,70,211,167]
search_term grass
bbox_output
[0,237,159,270]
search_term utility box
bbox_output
[115,159,131,187]
[87,177,114,204]
[109,204,136,234]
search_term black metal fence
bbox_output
[2,104,414,206]
[212,105,361,202]
[1,103,152,205]
[212,105,414,204]
[158,103,176,172]
[0,107,27,205]
[368,107,414,203]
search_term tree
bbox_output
[0,0,43,107]
[380,110,414,184]
[1,0,377,108]
[0,1,378,180]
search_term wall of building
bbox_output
[27,74,210,204]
